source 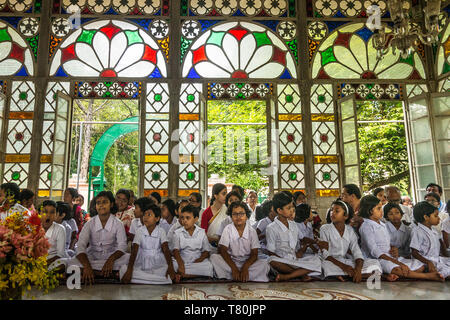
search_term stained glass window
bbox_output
[50,19,167,78]
[311,23,426,80]
[182,22,297,79]
[437,22,450,77]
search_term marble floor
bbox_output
[25,281,450,300]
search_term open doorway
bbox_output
[206,100,269,203]
[68,99,139,203]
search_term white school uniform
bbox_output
[196,208,205,226]
[410,223,450,278]
[442,217,450,255]
[172,225,214,277]
[61,220,75,257]
[296,221,316,255]
[266,218,322,276]
[167,220,183,251]
[119,225,172,284]
[0,203,29,221]
[216,215,232,237]
[385,221,412,258]
[160,217,178,235]
[399,204,414,225]
[256,217,272,248]
[210,223,269,282]
[68,214,130,271]
[319,223,381,278]
[46,222,68,270]
[129,217,142,235]
[67,218,78,234]
[359,218,423,274]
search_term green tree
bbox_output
[357,101,410,195]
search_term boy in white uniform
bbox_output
[410,201,449,280]
[120,204,175,284]
[55,202,76,258]
[358,195,443,281]
[294,203,319,255]
[68,191,130,284]
[210,201,269,282]
[384,203,412,258]
[172,205,214,281]
[266,192,322,281]
[255,200,277,252]
[319,200,382,280]
[41,200,67,271]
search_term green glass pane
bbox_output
[53,93,58,100]
[443,62,450,74]
[152,172,161,181]
[323,172,331,181]
[0,28,11,42]
[11,172,20,181]
[254,32,272,47]
[77,29,96,45]
[318,95,325,103]
[321,47,337,65]
[285,94,293,103]
[207,31,226,46]
[154,94,162,102]
[289,172,297,180]
[19,92,28,100]
[399,54,414,66]
[187,171,195,180]
[125,30,142,45]
[47,172,52,180]
[187,94,195,102]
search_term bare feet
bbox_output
[301,275,313,282]
[275,274,288,282]
[386,273,399,282]
[175,274,182,283]
[429,272,445,282]
[337,276,346,282]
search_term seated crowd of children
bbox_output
[0,181,449,284]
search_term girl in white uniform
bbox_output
[172,205,214,282]
[68,191,130,284]
[410,201,449,280]
[41,200,67,271]
[256,200,277,252]
[120,204,175,284]
[55,201,76,258]
[384,203,412,258]
[128,197,153,243]
[160,199,178,234]
[358,195,442,282]
[294,203,319,255]
[266,192,322,281]
[210,201,269,282]
[215,191,243,239]
[319,200,382,281]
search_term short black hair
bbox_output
[294,203,311,223]
[281,190,294,200]
[150,191,161,204]
[358,195,381,218]
[1,183,20,202]
[176,199,189,212]
[343,184,361,200]
[226,201,251,218]
[426,183,443,195]
[273,192,293,213]
[116,188,131,201]
[329,199,354,224]
[189,192,202,203]
[134,197,153,213]
[145,204,162,223]
[65,188,79,198]
[225,191,243,207]
[231,185,245,198]
[19,189,34,201]
[383,202,404,219]
[181,204,200,218]
[56,201,72,220]
[425,192,441,204]
[257,199,273,220]
[413,201,438,223]
[93,191,118,215]
[42,200,57,210]
[76,194,84,200]
[372,187,384,197]
[293,191,306,202]
[162,199,177,217]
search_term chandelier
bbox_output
[367,0,443,59]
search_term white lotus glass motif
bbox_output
[50,20,167,78]
[311,23,426,80]
[182,22,297,79]
[0,22,34,76]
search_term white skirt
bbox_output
[379,256,424,274]
[267,253,322,277]
[172,258,214,277]
[67,253,130,271]
[210,254,270,282]
[119,264,172,284]
[321,257,382,278]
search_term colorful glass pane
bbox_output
[183,22,297,79]
[50,20,167,78]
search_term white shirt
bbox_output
[133,225,167,269]
[173,225,211,263]
[296,221,314,241]
[46,222,67,259]
[219,223,260,263]
[216,215,232,237]
[266,217,299,260]
[196,208,205,226]
[129,217,142,235]
[442,217,450,235]
[167,220,183,250]
[256,217,272,244]
[410,223,441,263]
[385,221,412,257]
[0,203,29,221]
[160,217,178,234]
[359,218,391,259]
[61,220,73,249]
[319,223,364,260]
[398,204,414,225]
[68,218,78,234]
[76,214,127,259]
[247,203,259,224]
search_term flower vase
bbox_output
[0,285,23,300]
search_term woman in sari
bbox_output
[201,183,228,246]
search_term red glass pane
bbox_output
[100,69,117,77]
[272,46,286,65]
[61,43,76,63]
[231,70,248,78]
[362,71,376,79]
[142,45,157,64]
[193,45,208,64]
[334,32,352,48]
[9,43,25,63]
[100,23,122,40]
[229,26,249,42]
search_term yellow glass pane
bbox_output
[5,154,30,162]
[179,114,200,121]
[144,189,169,197]
[38,190,50,197]
[314,155,338,163]
[145,155,169,163]
[179,154,199,163]
[9,112,34,120]
[316,189,340,197]
[311,114,334,121]
[278,114,302,121]
[280,155,304,163]
[40,155,52,163]
[178,189,199,197]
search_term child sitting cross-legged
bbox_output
[172,205,214,282]
[120,204,176,284]
[384,203,412,258]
